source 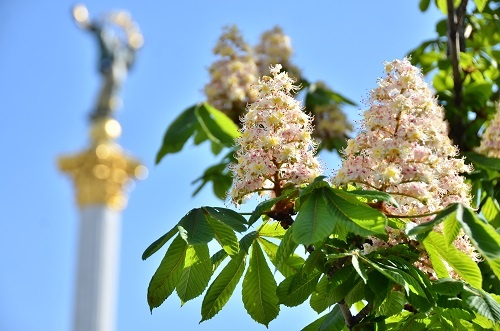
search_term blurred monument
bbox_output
[58,5,146,331]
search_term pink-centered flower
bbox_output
[230,64,322,205]
[332,58,478,277]
[476,103,500,158]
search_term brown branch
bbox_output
[338,300,374,330]
[446,0,468,150]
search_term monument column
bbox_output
[58,5,145,331]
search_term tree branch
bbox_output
[446,0,468,150]
[338,300,374,330]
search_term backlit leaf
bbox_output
[200,250,247,322]
[206,216,239,256]
[156,105,198,164]
[176,244,212,304]
[142,225,178,260]
[242,241,280,326]
[177,208,214,245]
[147,235,188,310]
[277,271,321,307]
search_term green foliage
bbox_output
[242,241,280,326]
[145,2,500,328]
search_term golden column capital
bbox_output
[59,120,147,210]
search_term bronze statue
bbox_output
[72,5,143,122]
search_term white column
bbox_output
[73,205,121,331]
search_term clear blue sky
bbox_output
[0,1,442,330]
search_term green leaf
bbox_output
[156,105,198,164]
[303,247,327,275]
[482,197,500,229]
[142,225,178,260]
[325,188,387,238]
[407,203,461,237]
[319,304,346,331]
[239,231,259,253]
[147,235,188,310]
[258,222,287,239]
[195,102,240,147]
[258,238,304,277]
[242,241,280,326]
[361,257,408,294]
[473,0,487,12]
[309,267,356,313]
[275,226,300,273]
[462,285,500,322]
[211,249,228,272]
[206,216,239,256]
[460,207,500,260]
[432,278,465,296]
[465,152,500,171]
[301,304,345,331]
[203,206,247,232]
[419,0,431,11]
[293,188,335,245]
[200,250,247,322]
[177,208,214,245]
[443,212,462,246]
[352,254,369,284]
[422,236,450,278]
[423,231,482,288]
[336,189,400,208]
[277,271,321,307]
[176,244,212,304]
[379,290,406,317]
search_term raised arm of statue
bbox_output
[72,5,143,122]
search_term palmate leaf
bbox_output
[156,104,198,164]
[176,244,212,304]
[422,231,482,288]
[242,241,280,326]
[293,188,335,245]
[301,304,345,331]
[206,217,239,256]
[324,188,387,238]
[147,235,188,310]
[277,271,322,307]
[142,225,178,260]
[177,208,214,245]
[275,223,299,271]
[258,222,287,239]
[309,268,355,314]
[460,207,500,260]
[203,206,247,232]
[462,285,500,323]
[482,197,500,229]
[379,290,406,317]
[335,189,400,208]
[258,238,304,278]
[352,254,369,284]
[200,250,247,322]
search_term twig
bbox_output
[338,300,374,330]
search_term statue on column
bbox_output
[72,4,144,122]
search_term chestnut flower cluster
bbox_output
[255,26,302,81]
[332,58,477,276]
[204,25,259,123]
[476,103,500,158]
[229,65,322,205]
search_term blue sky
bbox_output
[0,1,442,330]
